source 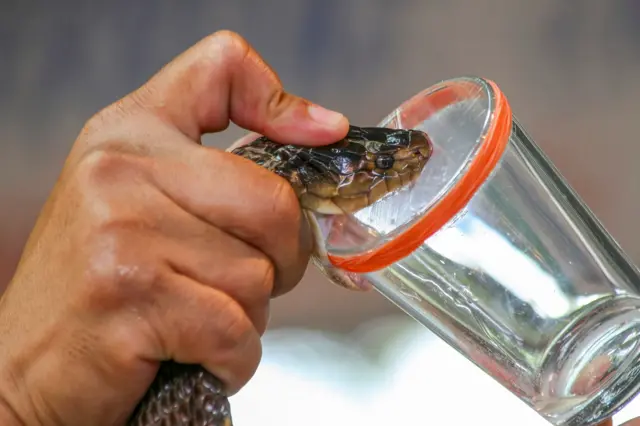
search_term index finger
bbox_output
[126,30,349,145]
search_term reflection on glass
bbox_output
[366,122,640,426]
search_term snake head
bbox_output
[231,126,433,216]
[231,126,433,292]
[295,126,433,215]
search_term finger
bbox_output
[159,212,275,335]
[621,419,640,426]
[151,145,314,297]
[129,30,349,144]
[79,223,265,395]
[147,273,264,395]
[77,124,311,299]
[73,157,274,336]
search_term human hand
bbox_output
[0,30,349,426]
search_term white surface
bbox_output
[231,316,603,426]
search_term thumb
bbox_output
[128,30,349,144]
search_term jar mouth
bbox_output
[326,77,513,273]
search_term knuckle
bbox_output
[75,147,131,187]
[82,229,163,309]
[70,147,161,310]
[206,30,250,62]
[194,31,252,80]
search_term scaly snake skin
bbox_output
[127,125,432,426]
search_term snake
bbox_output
[126,125,433,426]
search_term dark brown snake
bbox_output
[127,125,432,426]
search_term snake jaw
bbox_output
[299,193,344,215]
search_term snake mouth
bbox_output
[298,129,433,215]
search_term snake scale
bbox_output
[127,125,433,426]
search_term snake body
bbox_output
[127,125,432,426]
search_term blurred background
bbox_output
[3,0,640,424]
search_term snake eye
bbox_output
[375,154,394,169]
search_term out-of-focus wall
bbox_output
[4,0,640,331]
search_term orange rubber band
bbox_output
[327,79,513,273]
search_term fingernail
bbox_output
[307,104,346,127]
